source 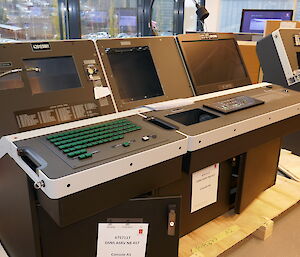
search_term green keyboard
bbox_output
[47,119,141,160]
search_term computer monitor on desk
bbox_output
[240,9,293,34]
[177,33,251,95]
[96,37,194,111]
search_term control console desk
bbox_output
[145,84,300,235]
[0,40,185,257]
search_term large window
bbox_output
[80,0,138,39]
[0,0,60,42]
[218,0,295,33]
[0,0,184,41]
[152,0,175,36]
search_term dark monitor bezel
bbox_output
[96,36,194,112]
[104,46,165,102]
[239,9,294,33]
[177,33,252,96]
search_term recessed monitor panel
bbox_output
[177,33,251,95]
[240,9,293,34]
[23,56,81,94]
[106,46,164,102]
[166,109,219,126]
[96,37,194,111]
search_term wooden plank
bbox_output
[179,176,300,257]
[279,149,300,181]
[252,218,274,240]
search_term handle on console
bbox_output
[146,117,178,130]
[168,204,177,236]
[17,147,48,173]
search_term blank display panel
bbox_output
[23,56,82,94]
[182,39,248,95]
[106,46,164,102]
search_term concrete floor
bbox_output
[220,202,300,257]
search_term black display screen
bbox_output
[166,109,219,126]
[106,46,164,102]
[181,39,248,94]
[23,56,81,94]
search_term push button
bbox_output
[122,142,130,147]
[142,136,150,141]
[78,153,93,160]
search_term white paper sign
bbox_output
[97,223,149,257]
[191,164,219,213]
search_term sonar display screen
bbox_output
[106,46,164,102]
[181,39,248,95]
[23,56,82,94]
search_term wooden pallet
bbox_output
[179,175,300,257]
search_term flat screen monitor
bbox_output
[23,56,82,94]
[179,37,250,95]
[240,9,293,33]
[106,46,164,102]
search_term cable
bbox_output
[0,67,41,78]
[199,20,208,32]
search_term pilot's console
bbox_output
[96,37,194,111]
[177,33,252,95]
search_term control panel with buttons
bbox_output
[203,95,264,114]
[13,114,186,179]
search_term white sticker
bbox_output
[191,164,219,213]
[97,223,149,257]
[94,86,111,99]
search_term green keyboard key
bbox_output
[78,153,93,160]
[49,119,142,153]
[67,149,87,158]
